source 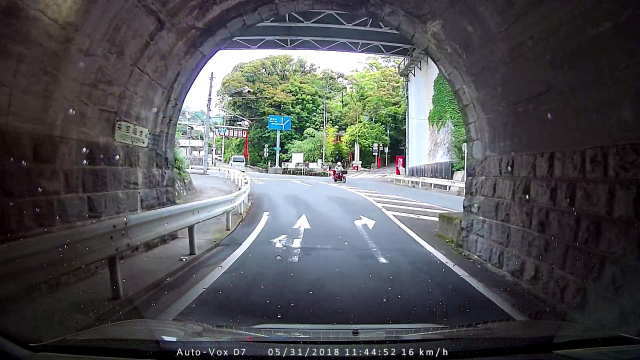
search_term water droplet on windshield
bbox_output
[388,275,393,279]
[81,147,88,153]
[289,272,294,277]
[289,303,295,307]
[344,241,348,245]
[275,255,282,261]
[21,160,27,167]
[382,298,388,303]
[308,290,313,294]
[265,299,271,304]
[217,289,223,294]
[81,159,88,166]
[114,154,120,161]
[68,108,76,116]
[37,187,43,193]
[276,314,282,319]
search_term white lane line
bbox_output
[367,197,423,205]
[380,204,448,213]
[335,186,528,321]
[354,216,388,264]
[355,224,389,264]
[292,180,313,186]
[158,212,271,320]
[354,193,411,200]
[387,211,439,221]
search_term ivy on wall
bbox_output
[428,74,467,171]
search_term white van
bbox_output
[229,155,246,171]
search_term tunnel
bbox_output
[1,0,639,332]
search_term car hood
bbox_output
[38,319,621,345]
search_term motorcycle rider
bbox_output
[335,161,344,173]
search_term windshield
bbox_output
[1,2,639,359]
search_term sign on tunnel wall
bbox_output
[114,121,150,147]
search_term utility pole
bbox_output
[221,116,226,164]
[322,79,328,164]
[386,124,390,167]
[203,72,214,174]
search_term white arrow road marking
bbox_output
[337,184,528,321]
[268,215,310,262]
[270,234,288,248]
[292,214,311,238]
[354,215,376,230]
[158,211,270,320]
[354,216,388,264]
[289,215,310,263]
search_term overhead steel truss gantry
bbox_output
[224,10,415,56]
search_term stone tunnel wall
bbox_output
[0,0,639,319]
[464,144,640,320]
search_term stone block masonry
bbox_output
[1,129,175,244]
[463,144,640,319]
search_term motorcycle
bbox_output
[331,169,347,183]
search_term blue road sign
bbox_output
[267,115,292,131]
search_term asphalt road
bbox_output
[166,172,512,328]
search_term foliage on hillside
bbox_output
[428,74,467,171]
[217,55,406,168]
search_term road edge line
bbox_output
[334,184,528,321]
[157,211,270,320]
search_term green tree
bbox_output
[428,74,466,170]
[286,128,323,162]
[343,121,388,167]
[218,55,342,168]
[331,59,405,156]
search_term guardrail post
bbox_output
[225,210,231,231]
[108,256,123,300]
[188,225,197,255]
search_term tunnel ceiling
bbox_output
[223,10,415,56]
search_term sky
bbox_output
[181,49,376,112]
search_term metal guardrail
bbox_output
[0,167,250,301]
[389,175,465,192]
